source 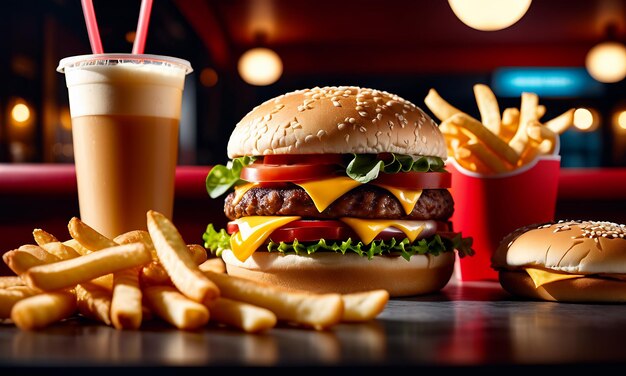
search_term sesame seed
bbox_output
[359,111,368,117]
[338,123,346,130]
[317,130,326,138]
[348,118,356,124]
[359,126,366,133]
[332,101,342,107]
[305,135,314,143]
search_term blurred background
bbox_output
[2,0,626,168]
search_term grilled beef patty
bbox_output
[224,185,454,221]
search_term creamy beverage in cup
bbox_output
[57,54,193,238]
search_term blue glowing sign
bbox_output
[492,67,604,98]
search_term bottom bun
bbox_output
[499,270,626,303]
[221,250,455,297]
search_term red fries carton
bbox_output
[448,155,561,281]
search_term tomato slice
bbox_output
[263,154,344,165]
[372,171,451,189]
[240,163,339,183]
[227,219,451,243]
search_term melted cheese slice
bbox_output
[230,216,301,261]
[339,218,425,245]
[232,183,260,205]
[296,176,423,214]
[372,183,422,215]
[295,177,362,212]
[525,267,584,288]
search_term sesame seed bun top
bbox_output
[226,86,447,159]
[491,220,626,275]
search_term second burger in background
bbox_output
[203,86,473,297]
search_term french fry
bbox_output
[473,83,501,135]
[508,92,539,155]
[526,120,558,144]
[24,243,151,291]
[341,289,389,322]
[75,282,112,325]
[3,249,47,275]
[0,276,24,289]
[140,261,172,287]
[115,230,156,259]
[202,270,343,330]
[16,244,60,264]
[545,108,575,134]
[187,244,208,265]
[0,286,38,318]
[143,285,209,330]
[63,238,92,256]
[440,118,473,143]
[11,290,77,330]
[453,147,481,173]
[89,274,114,291]
[501,107,520,143]
[68,217,117,251]
[111,267,143,330]
[147,210,220,303]
[460,141,512,174]
[449,113,519,166]
[40,241,81,261]
[198,258,226,274]
[536,104,546,120]
[424,88,464,122]
[2,243,63,276]
[32,228,59,246]
[520,138,555,166]
[206,297,277,333]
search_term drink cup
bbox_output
[57,54,193,238]
[448,153,561,281]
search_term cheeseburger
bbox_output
[492,220,626,303]
[203,86,473,297]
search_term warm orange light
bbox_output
[60,107,72,131]
[617,111,626,130]
[11,103,31,124]
[585,41,626,83]
[200,68,219,87]
[125,31,136,44]
[573,108,599,131]
[448,0,532,31]
[238,47,283,86]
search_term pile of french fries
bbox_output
[0,210,389,332]
[424,84,575,174]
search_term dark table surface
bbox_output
[2,278,626,373]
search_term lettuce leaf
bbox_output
[205,154,447,198]
[202,224,474,260]
[202,224,231,257]
[205,156,256,198]
[346,154,446,183]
